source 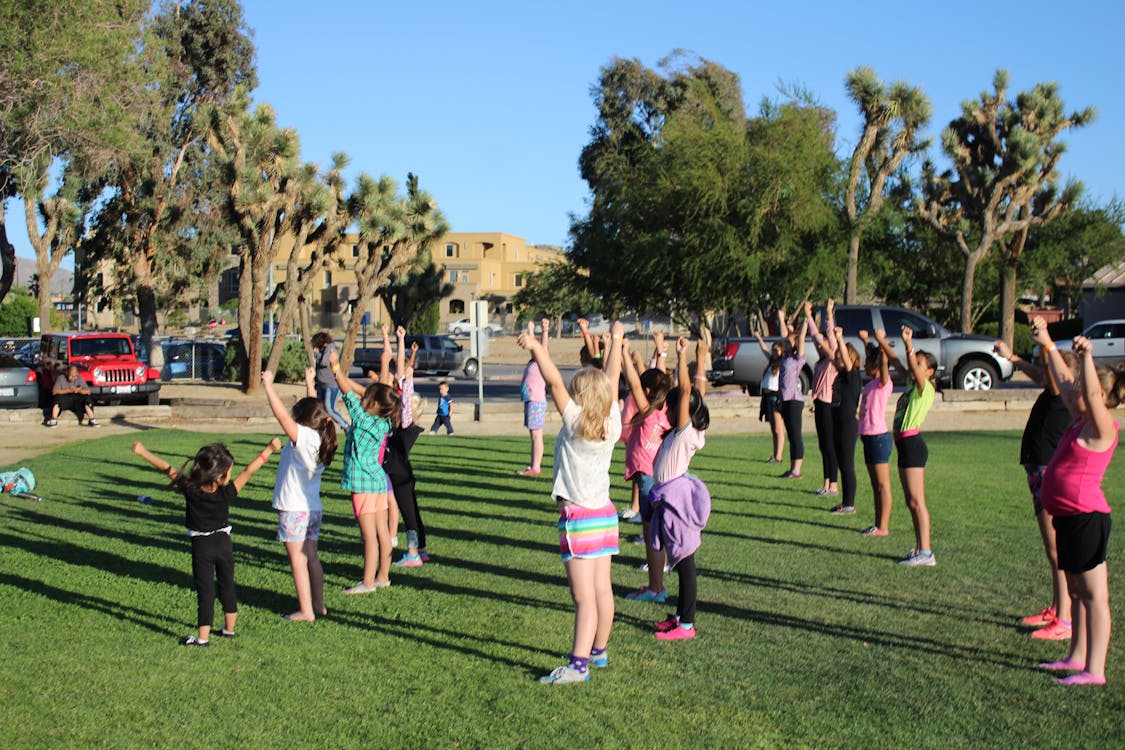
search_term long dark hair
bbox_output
[361,382,402,428]
[174,444,234,492]
[311,331,332,351]
[292,397,338,465]
[630,368,671,425]
[664,387,710,433]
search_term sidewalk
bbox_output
[0,379,1040,466]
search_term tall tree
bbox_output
[919,70,1093,334]
[0,0,151,304]
[378,253,455,331]
[511,260,599,327]
[842,67,931,303]
[89,0,255,356]
[338,173,449,367]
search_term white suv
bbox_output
[447,318,502,336]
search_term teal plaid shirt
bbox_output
[340,391,391,494]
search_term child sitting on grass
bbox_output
[131,437,279,646]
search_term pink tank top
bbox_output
[1039,420,1118,516]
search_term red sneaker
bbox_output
[1020,606,1055,626]
[653,615,680,632]
[1030,617,1071,640]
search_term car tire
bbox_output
[955,359,998,391]
[451,326,464,336]
[463,358,479,378]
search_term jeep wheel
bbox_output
[955,359,998,391]
[463,358,479,378]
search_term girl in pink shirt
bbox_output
[519,319,550,476]
[1032,321,1123,686]
[857,330,894,537]
[620,339,672,603]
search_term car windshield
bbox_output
[70,338,133,357]
[442,338,460,351]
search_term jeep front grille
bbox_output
[102,367,137,384]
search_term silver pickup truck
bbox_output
[709,305,1014,392]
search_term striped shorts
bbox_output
[557,499,619,561]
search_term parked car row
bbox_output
[353,334,478,377]
[1051,319,1125,366]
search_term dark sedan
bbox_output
[0,354,39,409]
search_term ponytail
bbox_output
[291,397,338,466]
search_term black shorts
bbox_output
[1053,512,1111,573]
[895,434,928,469]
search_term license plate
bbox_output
[0,387,14,397]
[113,385,131,394]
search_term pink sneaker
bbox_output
[1038,658,1084,672]
[653,615,680,632]
[1021,606,1056,626]
[518,467,541,476]
[654,625,696,641]
[1030,617,1071,640]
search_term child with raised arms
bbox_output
[856,330,894,536]
[520,320,623,684]
[328,346,401,593]
[131,437,279,645]
[650,336,712,641]
[1032,319,1122,686]
[261,366,337,621]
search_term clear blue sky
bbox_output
[12,0,1125,259]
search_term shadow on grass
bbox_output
[710,505,862,533]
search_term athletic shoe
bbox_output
[653,614,680,632]
[1039,658,1085,672]
[538,665,589,684]
[391,535,399,548]
[343,581,390,594]
[897,549,936,566]
[861,526,889,537]
[655,625,696,641]
[1030,617,1072,640]
[518,467,541,476]
[393,553,424,568]
[181,636,209,647]
[620,508,639,521]
[766,457,783,464]
[637,563,672,572]
[625,587,668,602]
[214,628,237,638]
[590,652,609,668]
[418,549,430,562]
[45,419,57,428]
[814,487,838,496]
[779,470,802,479]
[625,513,642,524]
[1055,671,1106,686]
[1021,606,1056,626]
[88,419,101,428]
[829,505,855,514]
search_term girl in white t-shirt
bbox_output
[262,367,338,621]
[518,320,624,685]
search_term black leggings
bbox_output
[782,400,804,461]
[389,470,426,550]
[190,533,237,628]
[814,400,837,483]
[674,553,698,625]
[831,410,859,507]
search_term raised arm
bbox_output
[694,336,708,399]
[131,441,181,482]
[1074,336,1116,447]
[540,318,550,350]
[901,326,929,395]
[328,348,365,395]
[304,366,316,398]
[395,326,407,385]
[994,339,1044,386]
[518,321,569,414]
[753,330,772,356]
[621,339,650,411]
[604,321,624,391]
[805,300,833,359]
[833,327,852,372]
[776,308,789,339]
[379,325,393,386]
[873,327,904,374]
[673,337,692,429]
[795,318,808,359]
[1030,316,1078,418]
[262,369,299,443]
[232,437,282,492]
[651,331,668,372]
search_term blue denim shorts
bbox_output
[861,432,893,465]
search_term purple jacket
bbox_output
[650,474,711,567]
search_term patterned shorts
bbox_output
[524,400,548,430]
[1025,465,1047,516]
[557,499,619,561]
[277,511,323,542]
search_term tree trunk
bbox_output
[845,229,861,305]
[241,255,268,395]
[298,297,315,364]
[1000,260,1019,351]
[0,216,14,305]
[959,252,983,334]
[131,249,160,359]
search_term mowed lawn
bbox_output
[1,428,1123,749]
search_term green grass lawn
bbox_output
[1,429,1123,749]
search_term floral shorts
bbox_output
[524,401,548,430]
[277,510,323,542]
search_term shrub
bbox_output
[415,302,440,334]
[978,321,1033,358]
[0,288,38,336]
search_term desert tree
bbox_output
[842,66,931,303]
[919,70,1093,335]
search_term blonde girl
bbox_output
[520,320,623,684]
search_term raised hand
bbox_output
[901,326,914,346]
[261,370,275,386]
[269,437,283,451]
[396,325,406,338]
[611,320,625,339]
[577,318,589,333]
[1029,316,1053,347]
[1072,335,1092,357]
[993,340,1013,360]
[517,331,539,351]
[676,336,688,354]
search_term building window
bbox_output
[445,243,456,258]
[489,272,496,286]
[514,273,524,288]
[352,244,359,258]
[449,270,458,284]
[460,271,470,283]
[449,299,465,314]
[324,271,333,287]
[323,300,333,314]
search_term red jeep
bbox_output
[37,332,161,406]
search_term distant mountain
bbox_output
[13,256,73,296]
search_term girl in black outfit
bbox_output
[132,438,279,646]
[828,327,862,514]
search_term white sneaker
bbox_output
[620,508,638,521]
[897,549,936,567]
[538,664,589,684]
